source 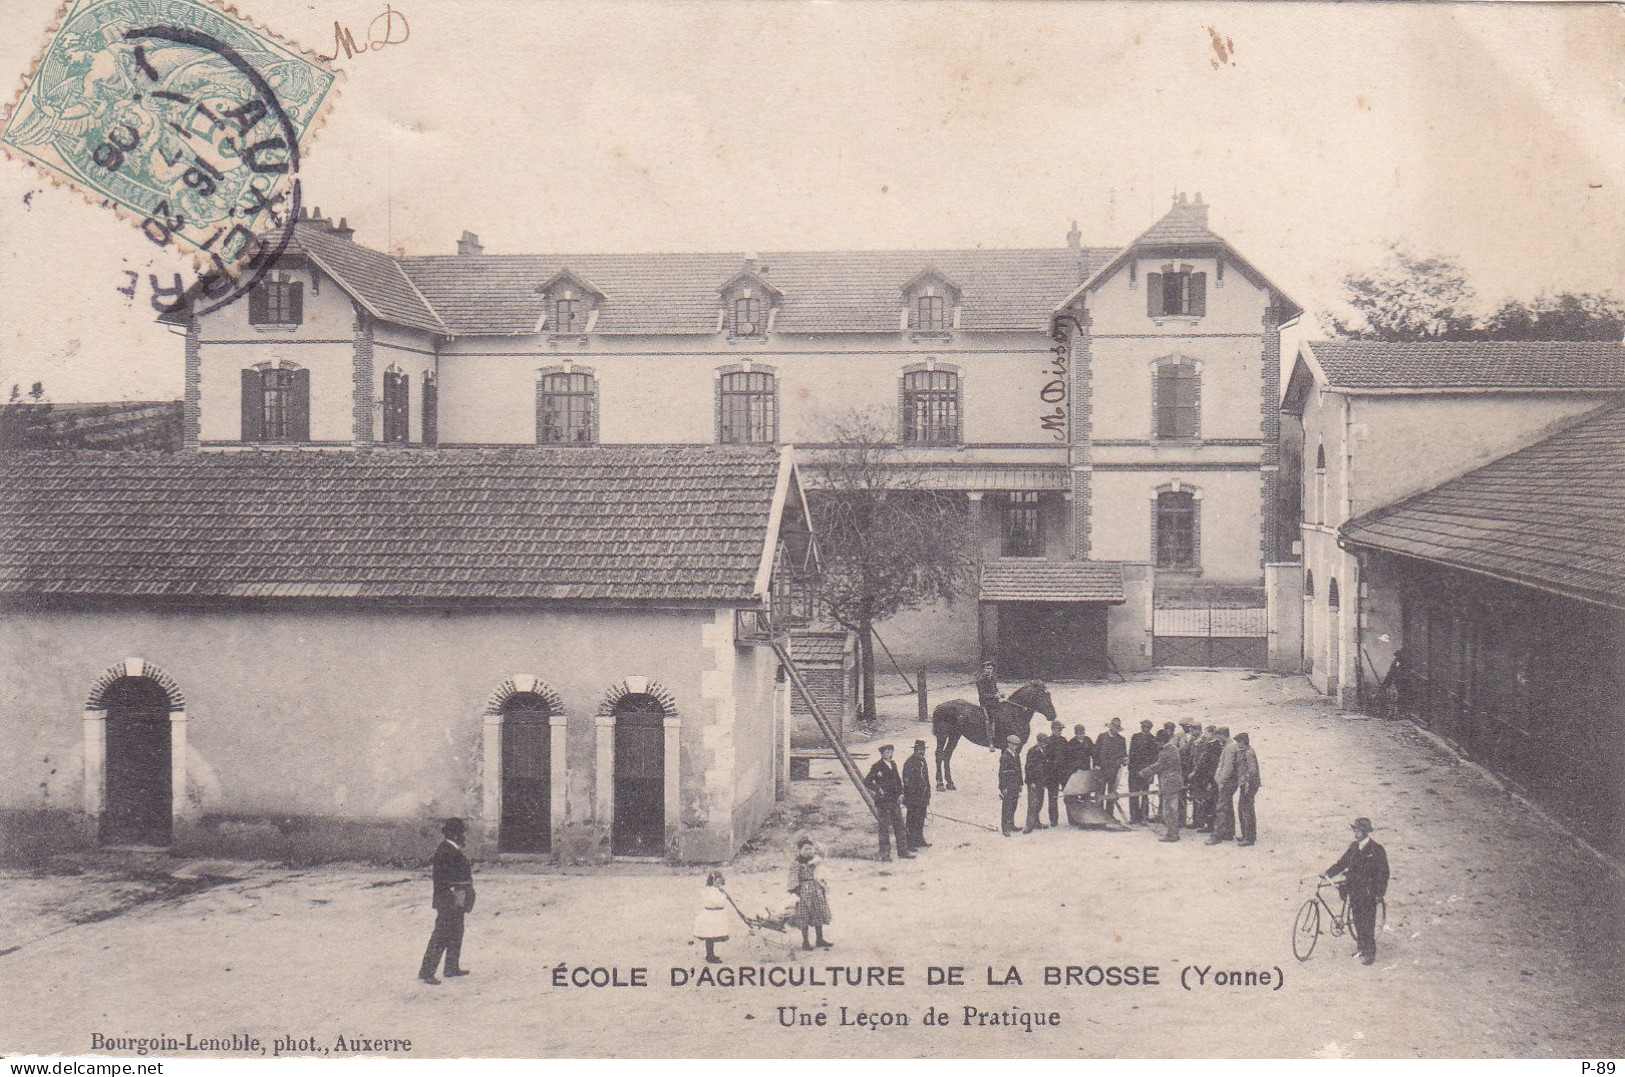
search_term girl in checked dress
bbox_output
[788,836,832,951]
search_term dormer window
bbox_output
[554,296,581,334]
[536,269,606,338]
[917,294,948,333]
[902,269,961,335]
[734,295,763,337]
[249,273,303,326]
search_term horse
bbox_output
[929,681,1056,792]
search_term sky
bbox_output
[1,0,1621,401]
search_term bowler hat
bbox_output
[879,743,895,753]
[1351,817,1374,833]
[912,739,927,749]
[442,817,466,837]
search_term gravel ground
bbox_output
[2,669,1620,1059]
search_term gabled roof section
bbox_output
[1058,194,1301,320]
[900,265,963,300]
[0,447,788,605]
[980,559,1126,603]
[1302,340,1625,392]
[1342,403,1625,609]
[536,267,608,301]
[292,223,447,335]
[717,265,784,301]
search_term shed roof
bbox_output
[979,560,1126,603]
[0,447,790,605]
[1302,340,1625,392]
[1341,403,1625,609]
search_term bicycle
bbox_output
[1292,875,1384,961]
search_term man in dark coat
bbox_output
[418,817,474,985]
[997,734,1023,836]
[1094,718,1126,821]
[1232,732,1262,846]
[1127,719,1158,825]
[1022,733,1051,833]
[902,739,932,850]
[1044,721,1071,826]
[1191,727,1226,832]
[865,744,913,860]
[1326,817,1390,965]
[1138,730,1185,842]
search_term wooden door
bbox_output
[612,697,665,857]
[101,678,172,846]
[499,693,551,853]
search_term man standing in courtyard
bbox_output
[866,744,913,860]
[998,734,1024,836]
[1325,817,1389,965]
[1209,726,1241,844]
[1127,719,1157,825]
[418,817,474,985]
[1232,733,1261,846]
[1022,733,1052,833]
[1046,720,1074,825]
[1139,729,1185,842]
[902,739,932,850]
[1095,718,1126,821]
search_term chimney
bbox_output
[1171,191,1209,229]
[330,216,355,241]
[457,230,484,256]
[307,206,331,231]
[1065,220,1081,250]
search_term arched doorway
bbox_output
[499,692,552,853]
[101,677,173,846]
[611,694,667,857]
[1327,579,1343,697]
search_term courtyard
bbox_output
[1,669,1620,1058]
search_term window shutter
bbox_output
[1189,272,1206,316]
[248,285,268,325]
[288,281,305,324]
[1147,273,1164,317]
[290,367,311,442]
[241,368,263,441]
[1176,367,1199,438]
[422,374,438,446]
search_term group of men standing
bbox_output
[1130,718,1262,844]
[864,741,935,860]
[993,715,1261,844]
[996,718,1129,835]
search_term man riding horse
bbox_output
[930,678,1057,791]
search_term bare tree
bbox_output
[806,409,980,723]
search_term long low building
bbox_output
[1340,403,1625,859]
[0,446,813,864]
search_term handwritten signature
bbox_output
[322,5,410,62]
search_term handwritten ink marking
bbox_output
[323,5,411,61]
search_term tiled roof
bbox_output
[790,630,851,665]
[398,247,1116,336]
[1341,404,1625,608]
[979,560,1126,603]
[0,401,181,451]
[0,447,786,604]
[1131,197,1223,248]
[294,224,447,334]
[1307,340,1625,390]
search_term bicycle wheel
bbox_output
[1292,898,1321,961]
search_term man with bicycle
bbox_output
[1325,817,1390,965]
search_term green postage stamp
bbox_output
[0,0,338,307]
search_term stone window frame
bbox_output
[1150,355,1203,442]
[1146,262,1208,320]
[900,268,961,338]
[248,271,303,329]
[898,360,963,446]
[536,364,600,445]
[480,675,568,853]
[81,658,191,844]
[242,359,310,443]
[714,362,779,445]
[1149,480,1203,573]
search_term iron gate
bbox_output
[1153,606,1268,668]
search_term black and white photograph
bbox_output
[0,0,1621,1063]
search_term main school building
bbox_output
[0,194,1297,862]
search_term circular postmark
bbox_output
[2,0,338,316]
